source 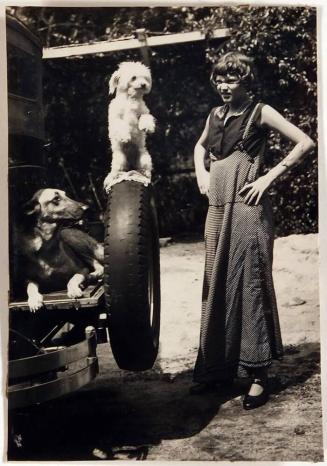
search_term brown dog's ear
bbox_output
[24,191,42,216]
[109,70,120,95]
[24,200,40,216]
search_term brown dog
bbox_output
[13,188,104,312]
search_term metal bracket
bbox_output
[135,28,150,66]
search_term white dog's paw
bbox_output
[138,114,156,133]
[138,152,152,180]
[89,262,104,282]
[67,284,83,299]
[138,168,152,181]
[143,169,152,180]
[28,292,44,313]
[103,172,114,191]
[67,275,84,299]
[104,171,120,192]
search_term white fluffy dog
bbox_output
[104,61,156,190]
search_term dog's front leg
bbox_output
[103,150,127,191]
[27,281,44,313]
[67,273,85,299]
[89,259,104,282]
[136,141,153,180]
[138,114,156,133]
[110,120,133,143]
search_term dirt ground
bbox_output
[8,233,323,462]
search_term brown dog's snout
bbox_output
[55,196,89,222]
[70,200,89,218]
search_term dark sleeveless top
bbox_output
[205,102,269,207]
[202,101,268,161]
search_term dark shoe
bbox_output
[243,381,269,410]
[189,379,233,396]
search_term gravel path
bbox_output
[8,234,323,461]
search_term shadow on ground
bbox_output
[8,341,321,461]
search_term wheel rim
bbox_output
[148,234,155,332]
[148,206,160,349]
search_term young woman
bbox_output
[191,52,315,409]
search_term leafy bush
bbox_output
[8,6,317,237]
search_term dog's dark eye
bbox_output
[52,196,60,206]
[131,76,136,81]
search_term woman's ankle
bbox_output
[248,381,265,396]
[248,368,268,396]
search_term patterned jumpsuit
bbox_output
[193,101,283,383]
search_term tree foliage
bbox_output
[7,6,317,237]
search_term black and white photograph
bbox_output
[1,3,324,462]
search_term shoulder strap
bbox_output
[242,102,262,141]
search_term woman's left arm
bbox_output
[240,104,315,205]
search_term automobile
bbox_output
[7,14,161,412]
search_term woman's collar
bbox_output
[214,100,253,120]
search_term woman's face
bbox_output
[212,74,246,104]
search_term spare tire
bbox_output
[104,181,160,371]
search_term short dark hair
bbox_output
[211,51,256,86]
